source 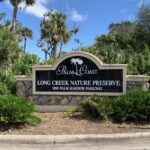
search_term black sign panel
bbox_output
[35,56,123,93]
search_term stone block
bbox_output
[61,97,69,105]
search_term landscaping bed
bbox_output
[1,112,150,135]
[0,89,149,135]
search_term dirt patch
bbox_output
[1,113,150,135]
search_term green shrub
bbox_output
[0,95,40,125]
[64,107,79,118]
[80,89,150,122]
[0,75,16,95]
[0,82,10,95]
[81,96,114,121]
[4,75,16,95]
[113,89,150,122]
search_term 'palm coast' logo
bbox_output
[70,58,83,75]
[56,58,98,76]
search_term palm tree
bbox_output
[21,27,33,52]
[40,11,79,60]
[50,12,68,59]
[0,0,35,33]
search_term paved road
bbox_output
[0,137,150,150]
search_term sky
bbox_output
[0,0,150,61]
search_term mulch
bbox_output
[1,113,150,135]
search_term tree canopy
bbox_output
[82,5,150,75]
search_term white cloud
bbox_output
[5,0,50,18]
[23,0,49,18]
[69,9,87,22]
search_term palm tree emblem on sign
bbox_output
[71,58,83,75]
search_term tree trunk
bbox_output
[11,5,18,34]
[45,52,47,61]
[52,42,57,60]
[24,37,27,53]
[59,42,63,57]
